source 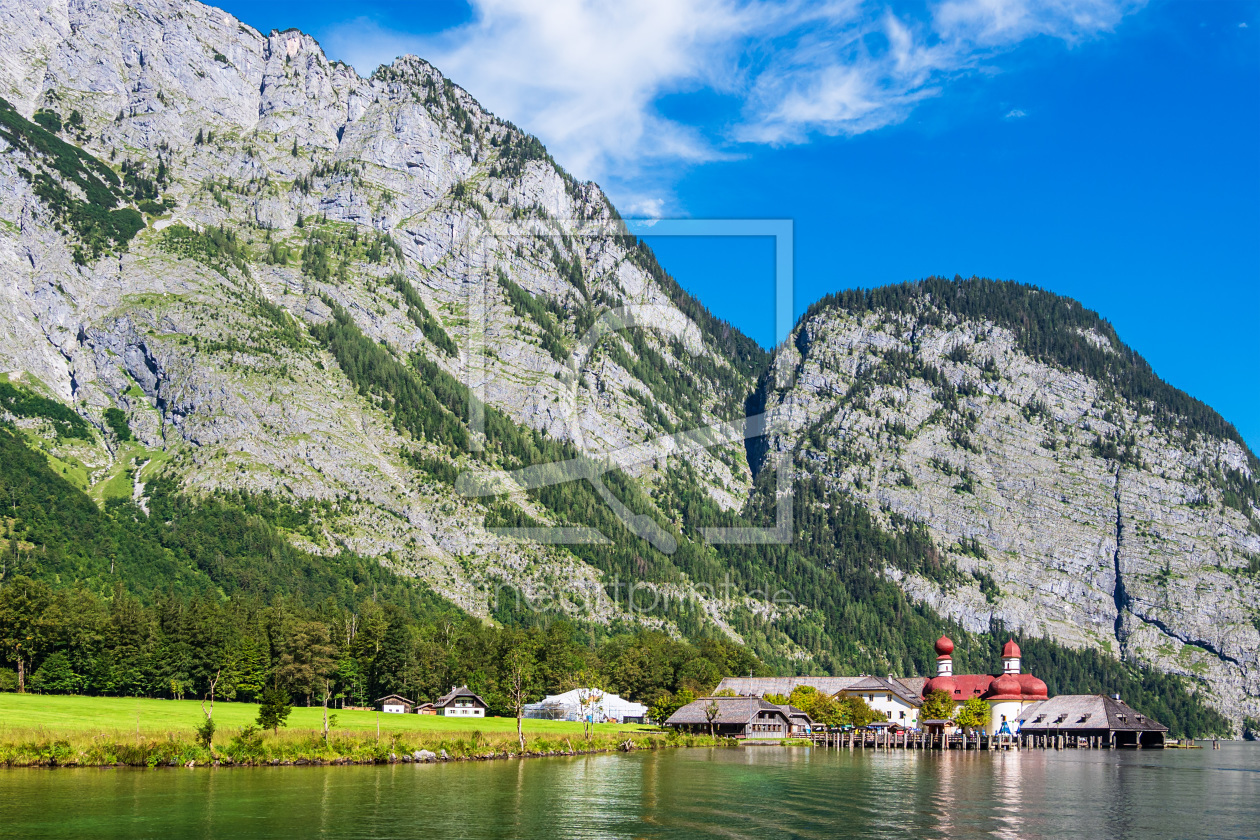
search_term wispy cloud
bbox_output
[1005,107,1027,119]
[324,0,1146,192]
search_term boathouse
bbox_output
[1017,695,1168,747]
[664,697,794,738]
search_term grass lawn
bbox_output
[0,693,651,739]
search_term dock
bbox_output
[798,730,1164,750]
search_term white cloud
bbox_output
[1241,22,1249,29]
[324,0,1147,188]
[1005,107,1027,119]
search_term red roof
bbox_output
[934,636,955,657]
[1018,673,1048,699]
[1002,639,1022,659]
[922,672,1046,701]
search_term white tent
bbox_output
[523,689,648,723]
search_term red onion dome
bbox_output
[1018,674,1048,698]
[990,673,1022,698]
[935,636,955,657]
[1001,639,1022,659]
[924,675,957,697]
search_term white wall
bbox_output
[840,690,920,728]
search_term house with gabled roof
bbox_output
[376,694,414,714]
[835,675,925,729]
[663,697,794,738]
[433,685,488,718]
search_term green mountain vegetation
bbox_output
[0,97,143,262]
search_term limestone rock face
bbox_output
[763,302,1260,729]
[0,0,756,624]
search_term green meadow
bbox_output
[0,693,647,738]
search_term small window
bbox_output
[899,711,906,719]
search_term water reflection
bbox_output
[0,745,1256,839]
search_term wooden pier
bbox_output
[800,730,1159,750]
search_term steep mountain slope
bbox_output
[0,0,1253,733]
[760,279,1260,727]
[0,0,762,625]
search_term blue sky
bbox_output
[221,0,1258,451]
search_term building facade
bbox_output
[376,694,413,714]
[835,676,924,728]
[433,685,488,717]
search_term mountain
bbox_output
[760,280,1259,726]
[0,0,1254,733]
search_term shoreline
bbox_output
[0,728,727,769]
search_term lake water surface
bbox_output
[2,743,1257,839]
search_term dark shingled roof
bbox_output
[714,675,926,707]
[664,697,790,726]
[713,676,869,697]
[837,676,923,707]
[1017,695,1168,733]
[434,685,488,708]
[776,704,814,722]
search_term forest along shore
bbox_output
[0,694,721,768]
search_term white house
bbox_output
[433,685,487,717]
[522,688,648,723]
[835,676,924,728]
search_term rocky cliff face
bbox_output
[761,287,1260,727]
[0,0,758,621]
[0,0,1255,729]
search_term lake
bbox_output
[2,743,1257,839]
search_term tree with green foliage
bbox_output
[920,689,955,721]
[256,687,292,734]
[30,651,79,693]
[0,576,52,693]
[837,696,882,728]
[650,688,695,725]
[195,712,216,749]
[103,407,132,441]
[955,697,991,733]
